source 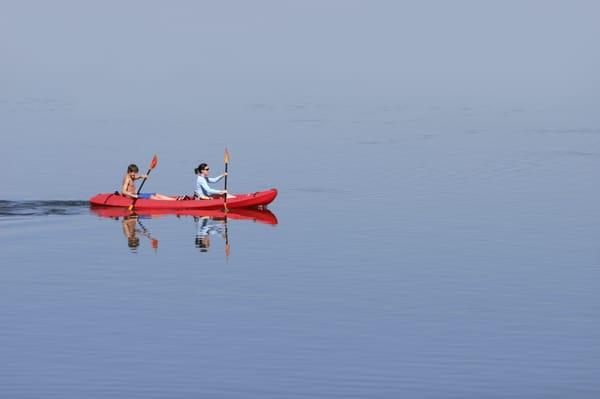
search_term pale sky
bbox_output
[1,0,599,105]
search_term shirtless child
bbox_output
[121,164,177,201]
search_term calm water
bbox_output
[1,100,600,398]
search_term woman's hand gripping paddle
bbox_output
[129,154,158,211]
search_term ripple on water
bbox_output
[0,200,89,217]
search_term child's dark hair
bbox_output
[194,163,208,174]
[127,164,139,173]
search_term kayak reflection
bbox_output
[91,206,277,254]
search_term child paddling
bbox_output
[121,164,180,200]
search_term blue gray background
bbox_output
[1,1,599,398]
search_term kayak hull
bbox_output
[89,189,277,210]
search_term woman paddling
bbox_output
[194,163,235,199]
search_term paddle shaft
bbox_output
[223,163,228,205]
[136,168,153,195]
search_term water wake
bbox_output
[0,200,89,217]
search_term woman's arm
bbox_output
[196,177,222,195]
[197,176,224,195]
[207,173,226,183]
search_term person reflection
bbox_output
[194,216,226,253]
[121,214,158,252]
[122,215,140,250]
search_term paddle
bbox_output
[223,148,230,258]
[129,154,158,211]
[224,214,230,259]
[223,148,229,211]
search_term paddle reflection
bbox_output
[91,207,277,255]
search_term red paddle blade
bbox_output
[150,154,158,170]
[224,148,229,164]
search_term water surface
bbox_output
[2,101,600,398]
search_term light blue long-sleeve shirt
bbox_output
[195,217,225,237]
[195,175,224,197]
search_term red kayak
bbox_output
[89,189,277,210]
[90,206,278,225]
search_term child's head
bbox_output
[127,164,139,174]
